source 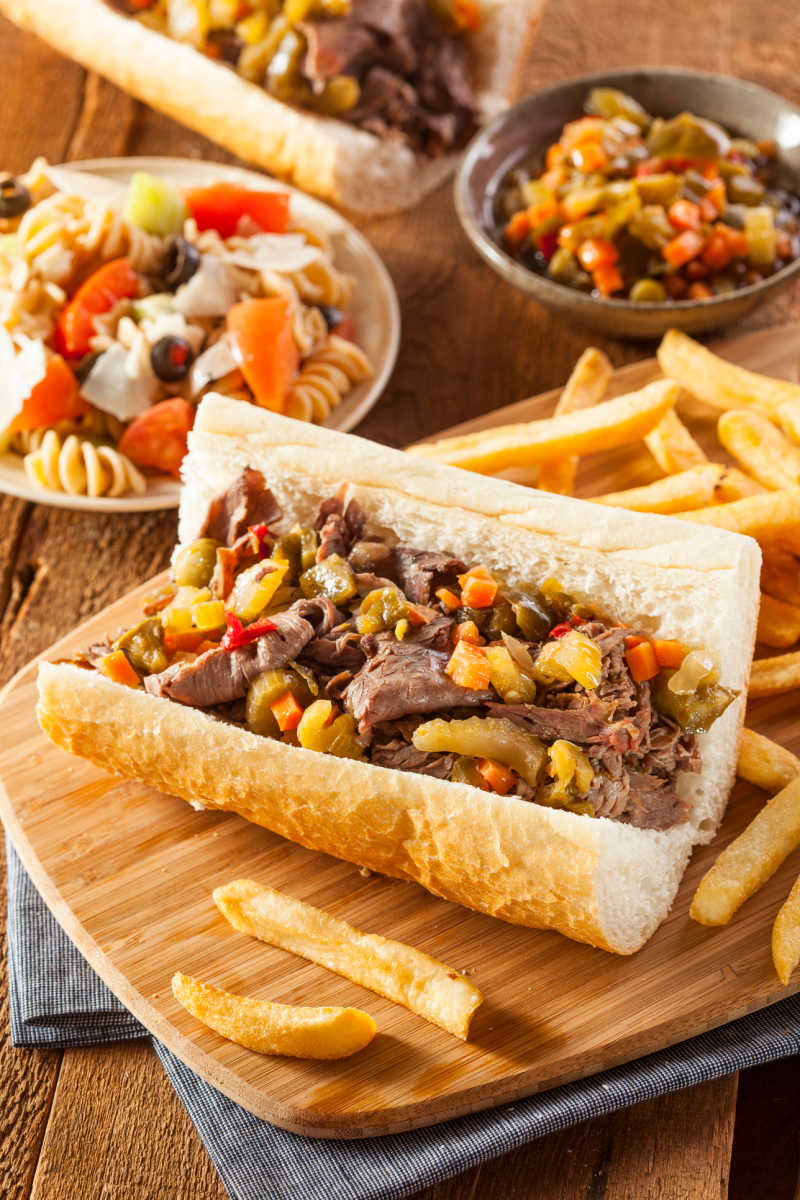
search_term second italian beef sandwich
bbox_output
[37,395,761,953]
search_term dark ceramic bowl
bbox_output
[455,68,800,338]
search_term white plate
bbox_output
[0,156,400,513]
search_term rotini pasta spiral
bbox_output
[286,336,373,423]
[10,410,125,454]
[23,431,146,499]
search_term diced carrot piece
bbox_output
[505,211,531,245]
[688,281,713,300]
[406,603,433,627]
[196,639,220,654]
[270,689,304,732]
[662,229,705,268]
[455,620,482,645]
[562,117,605,148]
[577,238,618,272]
[435,586,461,611]
[163,630,208,656]
[476,758,516,794]
[445,641,492,691]
[527,197,558,226]
[624,635,647,649]
[668,199,701,230]
[570,142,608,172]
[701,163,720,180]
[458,566,498,608]
[701,229,734,270]
[541,166,567,191]
[625,639,659,682]
[453,0,482,31]
[592,264,624,295]
[546,142,564,170]
[720,225,749,258]
[100,650,140,688]
[702,180,726,217]
[635,157,665,177]
[652,639,689,668]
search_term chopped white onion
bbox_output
[81,342,158,421]
[172,256,241,319]
[0,327,48,433]
[189,334,239,396]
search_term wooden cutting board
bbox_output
[2,322,799,1138]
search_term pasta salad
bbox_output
[0,161,373,499]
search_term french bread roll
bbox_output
[0,0,546,215]
[36,395,761,952]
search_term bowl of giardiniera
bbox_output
[455,68,800,338]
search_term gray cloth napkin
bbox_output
[7,839,800,1200]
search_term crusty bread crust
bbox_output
[0,0,547,214]
[35,397,761,954]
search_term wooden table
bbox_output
[1,1,799,1196]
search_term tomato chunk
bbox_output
[118,398,194,478]
[227,297,298,412]
[54,258,140,359]
[9,355,87,432]
[184,183,290,239]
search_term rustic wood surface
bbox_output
[0,0,798,1194]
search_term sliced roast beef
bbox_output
[200,468,282,547]
[144,597,339,707]
[491,698,614,744]
[371,740,456,779]
[300,19,379,80]
[315,491,366,562]
[625,773,689,830]
[345,639,490,731]
[301,627,365,672]
[393,547,465,604]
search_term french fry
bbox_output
[674,487,800,542]
[750,650,800,698]
[658,329,800,420]
[713,467,767,502]
[690,777,800,926]
[777,399,800,445]
[757,593,800,649]
[772,872,800,985]
[171,973,376,1058]
[717,410,800,491]
[761,549,800,605]
[738,729,800,794]
[593,463,725,514]
[213,880,483,1040]
[537,347,613,494]
[644,408,708,475]
[409,380,678,474]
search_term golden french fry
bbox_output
[761,549,800,605]
[757,593,800,649]
[717,410,800,491]
[537,348,613,494]
[777,399,800,445]
[213,880,483,1040]
[738,729,800,794]
[690,777,800,926]
[750,650,800,698]
[644,407,708,475]
[713,467,767,502]
[772,872,800,985]
[658,329,800,419]
[410,380,678,475]
[593,463,725,514]
[674,487,800,541]
[171,972,376,1059]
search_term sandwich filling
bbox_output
[108,0,479,156]
[71,468,738,830]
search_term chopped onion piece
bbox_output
[500,630,537,674]
[173,256,241,319]
[667,649,715,695]
[189,334,239,396]
[81,342,158,421]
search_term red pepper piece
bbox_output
[220,612,276,651]
[549,622,572,639]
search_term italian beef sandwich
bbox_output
[37,395,761,953]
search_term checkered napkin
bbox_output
[7,839,800,1200]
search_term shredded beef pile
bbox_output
[301,0,478,154]
[139,470,700,831]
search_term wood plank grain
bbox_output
[414,1077,738,1200]
[1,0,799,1190]
[28,1042,227,1200]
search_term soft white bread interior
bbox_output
[36,396,761,953]
[0,0,546,215]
